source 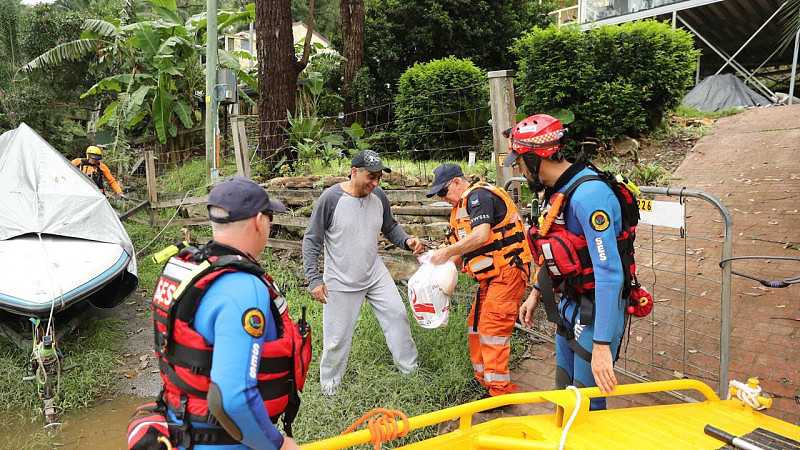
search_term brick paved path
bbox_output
[510,104,800,424]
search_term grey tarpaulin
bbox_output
[0,123,137,306]
[682,74,773,112]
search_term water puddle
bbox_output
[1,395,144,449]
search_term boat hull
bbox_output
[0,234,131,316]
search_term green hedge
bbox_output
[513,20,698,144]
[394,57,489,159]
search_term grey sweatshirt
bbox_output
[302,184,411,292]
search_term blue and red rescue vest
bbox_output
[150,245,311,442]
[530,171,640,328]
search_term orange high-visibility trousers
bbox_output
[467,266,527,396]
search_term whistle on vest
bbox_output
[615,173,641,196]
[151,241,189,264]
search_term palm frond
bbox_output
[218,49,242,70]
[83,19,119,38]
[18,38,110,74]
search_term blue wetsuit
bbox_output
[166,248,283,449]
[547,162,625,410]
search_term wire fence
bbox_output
[122,78,497,205]
[514,184,735,405]
[240,81,494,183]
[621,190,731,397]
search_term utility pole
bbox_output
[205,0,219,182]
[487,70,516,189]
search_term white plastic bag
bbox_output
[407,251,458,329]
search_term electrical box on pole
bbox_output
[216,69,239,104]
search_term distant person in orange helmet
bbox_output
[428,163,532,399]
[72,145,129,200]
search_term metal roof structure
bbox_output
[578,0,798,103]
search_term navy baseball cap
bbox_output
[351,149,391,173]
[426,163,464,198]
[207,177,285,223]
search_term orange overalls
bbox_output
[449,183,532,396]
[72,158,123,195]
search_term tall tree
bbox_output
[361,0,556,107]
[339,0,363,124]
[292,0,338,41]
[255,0,314,169]
[0,0,20,88]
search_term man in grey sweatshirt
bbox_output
[302,150,423,395]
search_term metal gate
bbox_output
[507,179,733,399]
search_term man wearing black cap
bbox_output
[302,150,423,396]
[428,164,532,399]
[148,177,301,450]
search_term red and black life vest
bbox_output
[530,171,640,327]
[150,245,312,443]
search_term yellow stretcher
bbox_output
[302,379,800,449]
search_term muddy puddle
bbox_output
[1,395,143,449]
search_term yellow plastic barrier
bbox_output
[302,379,800,450]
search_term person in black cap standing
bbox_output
[146,177,303,450]
[428,164,532,398]
[302,150,423,396]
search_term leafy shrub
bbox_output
[513,20,698,146]
[394,57,489,159]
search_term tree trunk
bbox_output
[340,0,365,125]
[256,0,303,174]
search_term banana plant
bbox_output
[19,0,243,167]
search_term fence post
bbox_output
[487,70,516,189]
[230,116,251,179]
[145,149,158,227]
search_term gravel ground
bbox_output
[96,289,162,398]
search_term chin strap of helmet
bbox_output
[520,152,546,193]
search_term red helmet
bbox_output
[502,114,567,166]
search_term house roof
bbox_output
[229,22,333,48]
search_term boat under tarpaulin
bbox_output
[0,123,138,316]
[683,74,773,112]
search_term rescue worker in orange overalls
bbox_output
[429,164,532,398]
[71,146,129,199]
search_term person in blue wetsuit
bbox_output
[504,115,630,410]
[149,177,301,450]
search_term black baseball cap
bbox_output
[207,177,286,223]
[426,163,464,198]
[351,150,391,173]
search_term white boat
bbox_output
[0,235,132,315]
[0,123,138,318]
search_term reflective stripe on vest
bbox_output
[448,183,532,280]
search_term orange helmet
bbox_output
[502,114,567,166]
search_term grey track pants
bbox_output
[319,270,418,392]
